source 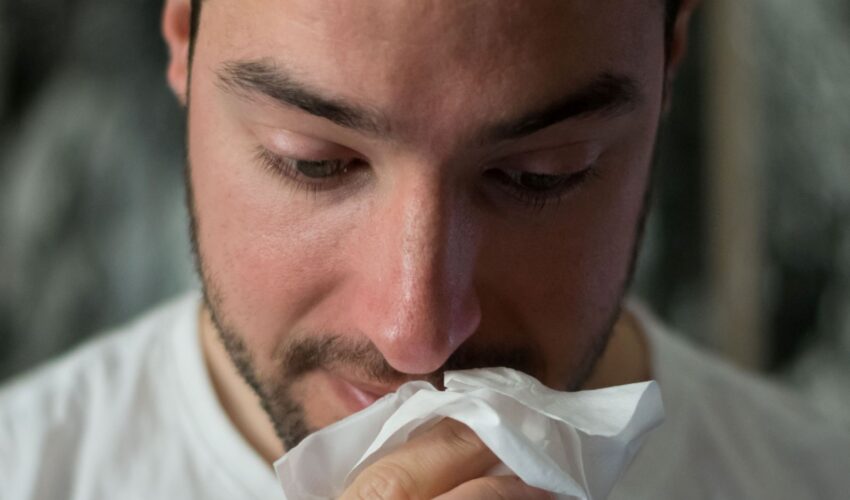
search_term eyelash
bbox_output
[255,147,361,194]
[486,166,600,210]
[255,146,598,210]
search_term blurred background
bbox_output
[1,0,848,428]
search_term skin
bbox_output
[162,0,698,496]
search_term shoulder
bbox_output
[0,292,199,417]
[616,301,850,500]
[0,292,201,499]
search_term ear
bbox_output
[664,0,701,109]
[162,0,193,106]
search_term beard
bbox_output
[183,156,650,452]
[201,296,617,453]
[203,297,547,451]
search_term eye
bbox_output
[485,165,597,210]
[255,147,366,193]
[291,158,352,179]
[504,171,575,192]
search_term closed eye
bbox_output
[255,147,367,193]
[484,165,599,210]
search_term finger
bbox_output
[435,475,554,500]
[340,418,499,500]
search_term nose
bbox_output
[355,173,482,375]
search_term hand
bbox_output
[339,418,553,499]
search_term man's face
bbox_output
[187,0,666,449]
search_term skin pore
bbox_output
[163,0,697,466]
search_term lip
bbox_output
[327,373,399,414]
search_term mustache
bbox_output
[276,333,539,388]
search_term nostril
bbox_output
[449,290,482,348]
[371,286,481,375]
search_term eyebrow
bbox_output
[218,59,640,143]
[217,59,386,135]
[483,73,641,142]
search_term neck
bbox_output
[582,304,653,390]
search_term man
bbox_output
[2,1,848,499]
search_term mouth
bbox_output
[326,372,402,414]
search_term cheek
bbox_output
[187,85,350,358]
[478,138,653,382]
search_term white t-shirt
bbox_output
[1,292,848,499]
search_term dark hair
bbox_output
[188,0,683,61]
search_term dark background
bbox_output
[1,0,849,427]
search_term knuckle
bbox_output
[483,478,519,500]
[353,461,420,500]
[480,476,553,500]
[439,419,485,453]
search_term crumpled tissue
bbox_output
[274,367,664,499]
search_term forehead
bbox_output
[198,0,665,143]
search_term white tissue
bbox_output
[274,368,664,500]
